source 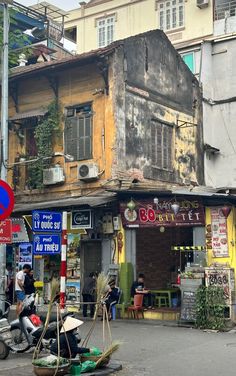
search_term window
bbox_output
[64,104,93,161]
[97,16,115,48]
[65,26,77,43]
[181,52,195,73]
[151,122,173,171]
[158,0,184,31]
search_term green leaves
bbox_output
[27,101,63,190]
[195,286,226,330]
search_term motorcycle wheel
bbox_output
[0,340,9,360]
[10,326,30,353]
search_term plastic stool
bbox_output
[155,296,168,307]
[111,305,116,320]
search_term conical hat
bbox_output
[60,317,84,333]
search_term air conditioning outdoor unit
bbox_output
[43,166,65,185]
[78,163,99,181]
[197,0,209,9]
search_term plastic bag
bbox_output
[70,364,82,375]
[83,347,102,357]
[81,360,96,373]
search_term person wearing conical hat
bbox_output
[50,316,91,359]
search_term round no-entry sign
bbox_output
[0,180,14,221]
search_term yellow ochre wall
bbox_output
[8,63,116,195]
[206,207,236,272]
[66,0,213,54]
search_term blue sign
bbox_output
[33,234,61,255]
[32,211,62,232]
[0,180,15,221]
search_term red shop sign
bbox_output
[0,219,12,243]
[120,199,205,228]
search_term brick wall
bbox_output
[136,227,193,289]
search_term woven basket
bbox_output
[80,354,110,367]
[33,364,70,376]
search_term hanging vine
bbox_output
[27,101,63,190]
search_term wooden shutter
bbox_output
[78,115,92,160]
[151,122,162,168]
[64,117,79,160]
[162,124,172,170]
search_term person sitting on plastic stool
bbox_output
[103,279,120,320]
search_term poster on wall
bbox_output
[67,234,81,278]
[66,280,80,303]
[18,243,33,269]
[211,208,228,257]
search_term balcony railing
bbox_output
[214,0,236,20]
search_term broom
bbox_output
[33,278,60,360]
[95,341,121,368]
[82,273,109,347]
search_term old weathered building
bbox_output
[3,30,204,308]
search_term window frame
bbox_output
[181,51,195,74]
[151,120,173,172]
[97,15,115,48]
[158,0,185,32]
[64,104,93,162]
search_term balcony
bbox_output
[214,0,236,35]
[214,0,236,20]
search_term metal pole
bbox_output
[60,211,67,309]
[0,3,9,313]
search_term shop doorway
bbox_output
[80,241,102,292]
[136,227,193,290]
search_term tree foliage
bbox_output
[0,7,30,67]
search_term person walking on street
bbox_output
[24,270,36,295]
[15,264,31,317]
[82,272,96,318]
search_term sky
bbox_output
[19,0,80,11]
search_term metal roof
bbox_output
[9,108,48,121]
[14,194,116,213]
[30,2,68,18]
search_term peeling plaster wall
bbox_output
[113,30,204,186]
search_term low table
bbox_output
[150,288,180,308]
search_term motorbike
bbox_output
[0,295,74,360]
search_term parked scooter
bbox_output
[0,295,74,359]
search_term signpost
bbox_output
[0,220,12,243]
[33,234,61,255]
[0,180,14,221]
[32,211,62,232]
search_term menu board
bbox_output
[211,208,228,257]
[181,290,197,321]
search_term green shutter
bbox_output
[182,53,194,73]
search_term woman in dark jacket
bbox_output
[50,317,91,359]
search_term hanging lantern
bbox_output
[127,199,136,211]
[160,226,165,233]
[171,203,180,215]
[221,206,231,218]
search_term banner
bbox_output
[120,198,205,228]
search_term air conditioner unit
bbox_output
[78,163,99,181]
[43,166,65,185]
[197,0,209,9]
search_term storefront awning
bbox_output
[9,108,48,122]
[13,194,116,213]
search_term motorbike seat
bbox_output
[39,312,72,323]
